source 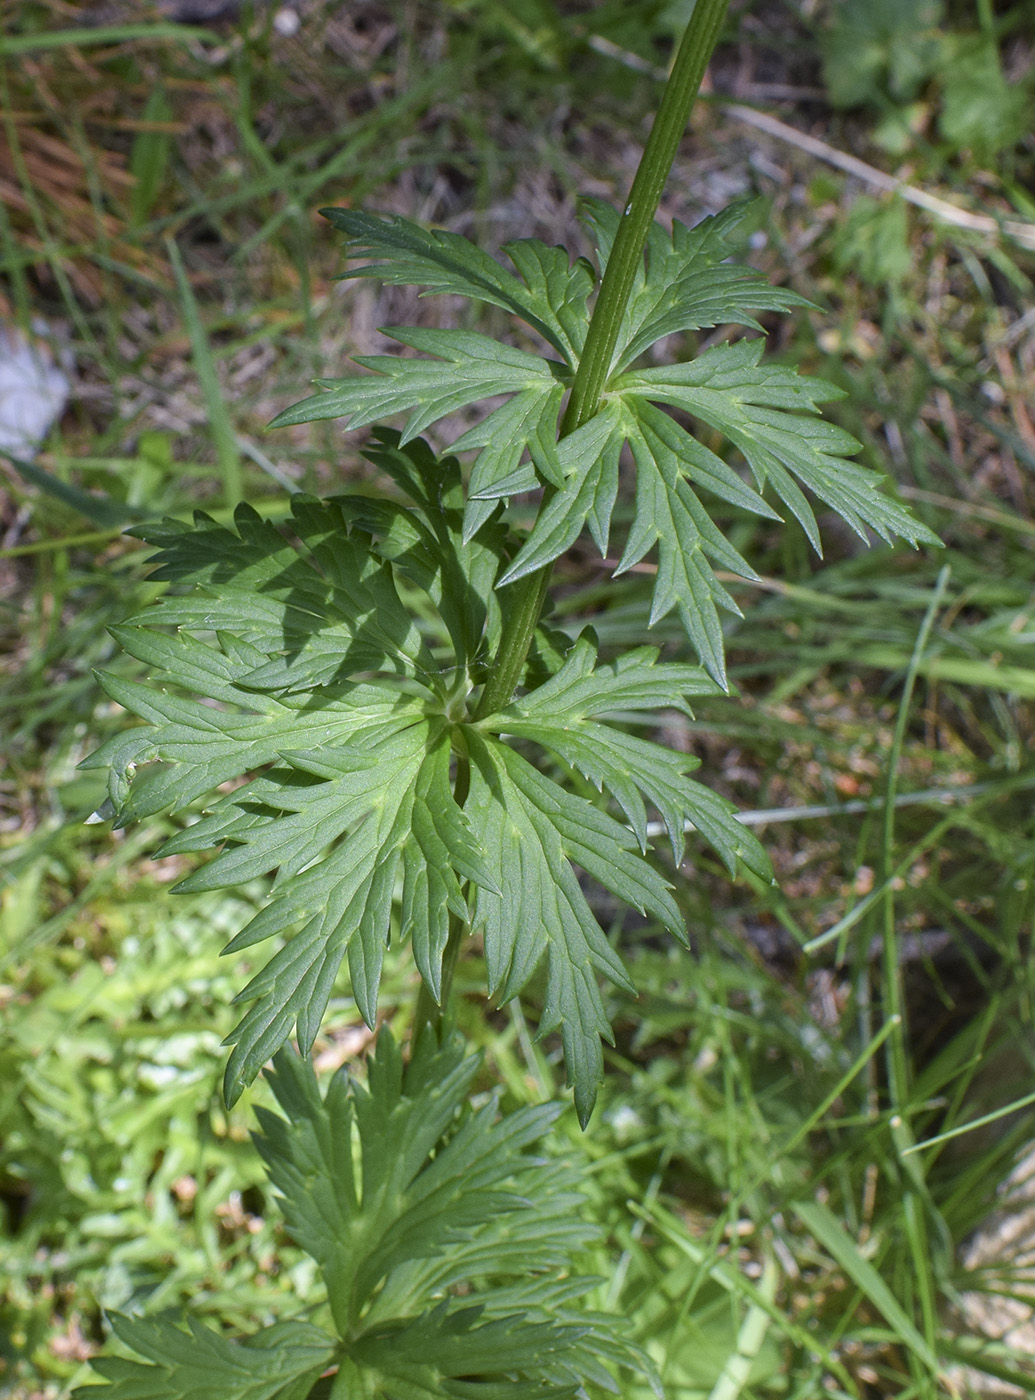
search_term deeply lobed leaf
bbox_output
[81,1315,335,1400]
[274,201,936,682]
[318,207,594,364]
[616,339,941,553]
[487,634,772,872]
[82,473,499,1103]
[84,441,780,1118]
[77,1034,657,1399]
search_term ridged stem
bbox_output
[472,0,730,722]
[425,0,731,1032]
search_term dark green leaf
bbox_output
[320,207,592,364]
[618,339,941,551]
[251,1035,651,1395]
[78,1314,334,1400]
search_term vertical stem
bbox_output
[430,0,731,1027]
[561,0,731,436]
[414,753,470,1040]
[473,0,730,722]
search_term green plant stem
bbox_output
[439,0,730,1040]
[472,0,729,722]
[561,0,730,437]
[414,753,471,1040]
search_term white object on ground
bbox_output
[0,322,71,461]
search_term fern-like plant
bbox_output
[77,2,939,1395]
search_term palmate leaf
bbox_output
[85,445,779,1118]
[254,1037,575,1329]
[80,1315,335,1400]
[78,1034,656,1400]
[465,729,672,1128]
[617,338,942,552]
[81,455,507,1105]
[578,196,813,373]
[503,361,936,684]
[276,201,934,682]
[469,640,773,1122]
[485,635,772,873]
[252,1034,653,1397]
[319,207,594,364]
[87,647,489,1104]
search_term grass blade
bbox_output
[0,24,216,55]
[167,236,243,504]
[791,1199,939,1373]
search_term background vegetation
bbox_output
[1,0,1034,1395]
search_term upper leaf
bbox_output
[319,207,594,365]
[579,196,814,373]
[274,202,935,680]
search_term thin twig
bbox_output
[724,103,1035,252]
[644,775,1035,839]
[584,33,1035,253]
